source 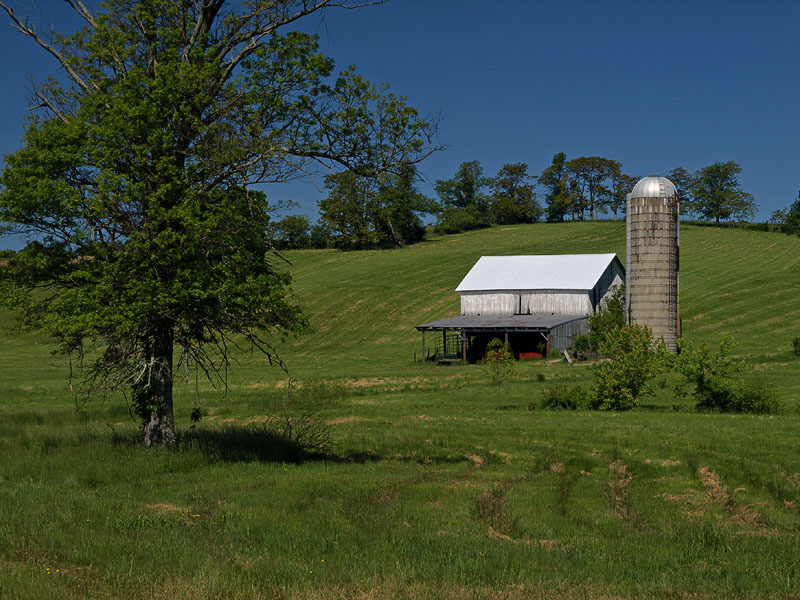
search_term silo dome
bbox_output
[630,176,677,199]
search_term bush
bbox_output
[540,384,588,410]
[590,324,669,411]
[793,336,800,357]
[573,334,591,354]
[675,336,779,414]
[731,377,779,414]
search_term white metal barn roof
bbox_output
[454,254,621,292]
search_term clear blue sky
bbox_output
[2,0,799,249]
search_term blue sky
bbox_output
[2,0,799,249]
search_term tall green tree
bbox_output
[377,164,435,246]
[318,165,432,249]
[692,161,756,225]
[604,166,637,221]
[318,171,383,250]
[667,167,696,216]
[489,163,541,225]
[566,156,618,220]
[539,152,572,223]
[434,160,491,233]
[783,191,800,236]
[0,0,439,445]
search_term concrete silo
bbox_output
[626,176,680,352]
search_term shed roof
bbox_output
[415,314,586,332]
[454,253,622,292]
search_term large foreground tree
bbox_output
[0,0,439,445]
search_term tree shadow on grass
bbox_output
[112,422,382,465]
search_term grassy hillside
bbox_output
[1,222,800,599]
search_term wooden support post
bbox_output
[504,332,509,345]
[462,331,467,362]
[421,330,426,363]
[545,333,550,355]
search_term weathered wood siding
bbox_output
[460,291,591,317]
[549,318,589,351]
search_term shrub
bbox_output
[486,338,515,410]
[589,324,669,411]
[675,337,779,414]
[573,334,591,354]
[540,384,588,410]
[793,336,800,357]
[731,377,779,414]
[675,336,742,411]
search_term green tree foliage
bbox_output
[434,161,491,233]
[0,0,438,445]
[318,165,432,249]
[590,325,669,411]
[604,167,637,221]
[318,171,383,250]
[539,152,572,223]
[692,161,757,225]
[377,165,435,246]
[783,191,800,236]
[566,156,619,221]
[674,336,778,413]
[489,163,541,225]
[486,338,515,410]
[667,167,696,216]
[586,284,626,350]
[269,214,314,250]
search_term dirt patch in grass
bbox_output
[326,416,364,425]
[698,467,769,532]
[147,503,185,513]
[607,460,634,520]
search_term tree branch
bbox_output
[30,90,70,124]
[0,0,93,93]
[63,0,94,28]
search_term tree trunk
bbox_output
[142,327,175,447]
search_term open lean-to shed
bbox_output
[416,253,625,362]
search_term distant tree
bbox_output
[489,163,541,224]
[486,338,515,410]
[270,215,313,250]
[784,192,800,236]
[769,208,787,227]
[318,165,433,249]
[566,156,618,220]
[692,162,757,225]
[667,167,696,216]
[605,167,637,221]
[318,171,383,250]
[434,161,491,233]
[539,152,572,222]
[377,165,435,246]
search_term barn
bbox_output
[416,253,624,362]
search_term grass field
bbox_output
[1,222,800,599]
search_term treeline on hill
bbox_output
[268,153,800,251]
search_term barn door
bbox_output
[514,294,530,315]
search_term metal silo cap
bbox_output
[630,176,677,198]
